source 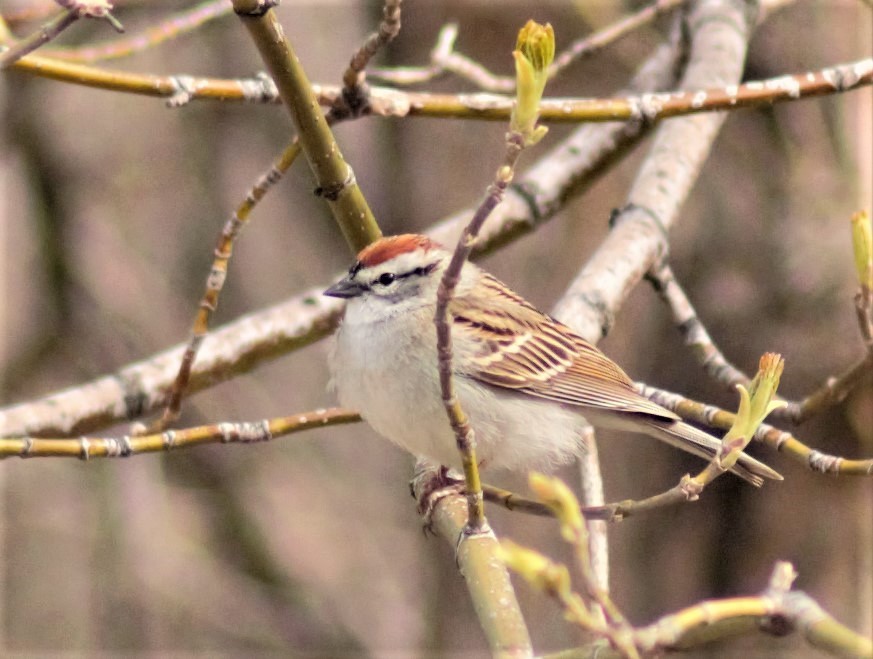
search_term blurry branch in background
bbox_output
[44,0,230,63]
[640,384,873,475]
[0,408,361,459]
[646,261,753,388]
[0,0,123,69]
[503,478,872,657]
[142,2,401,434]
[433,19,555,533]
[330,0,401,120]
[646,231,873,425]
[410,462,532,656]
[369,0,684,90]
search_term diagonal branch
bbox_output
[232,0,380,253]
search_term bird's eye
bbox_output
[377,273,395,286]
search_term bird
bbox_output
[324,234,781,486]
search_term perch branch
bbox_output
[410,463,532,656]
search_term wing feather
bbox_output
[451,273,678,421]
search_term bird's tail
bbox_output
[642,418,782,487]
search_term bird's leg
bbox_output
[410,464,465,532]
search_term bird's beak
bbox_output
[324,276,367,299]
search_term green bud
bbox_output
[721,353,786,470]
[498,539,571,597]
[529,473,583,544]
[511,20,554,145]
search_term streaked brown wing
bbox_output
[451,273,679,421]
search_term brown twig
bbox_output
[647,259,873,426]
[434,133,527,533]
[329,0,401,120]
[146,3,404,434]
[140,141,303,434]
[646,260,751,388]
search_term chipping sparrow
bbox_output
[325,234,780,486]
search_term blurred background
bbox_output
[1,0,871,656]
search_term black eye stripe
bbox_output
[369,260,440,286]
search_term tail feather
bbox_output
[642,418,782,487]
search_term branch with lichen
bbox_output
[434,19,554,533]
[639,383,873,476]
[0,408,360,459]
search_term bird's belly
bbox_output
[330,320,586,472]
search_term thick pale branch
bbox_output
[410,463,532,656]
[553,0,755,340]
